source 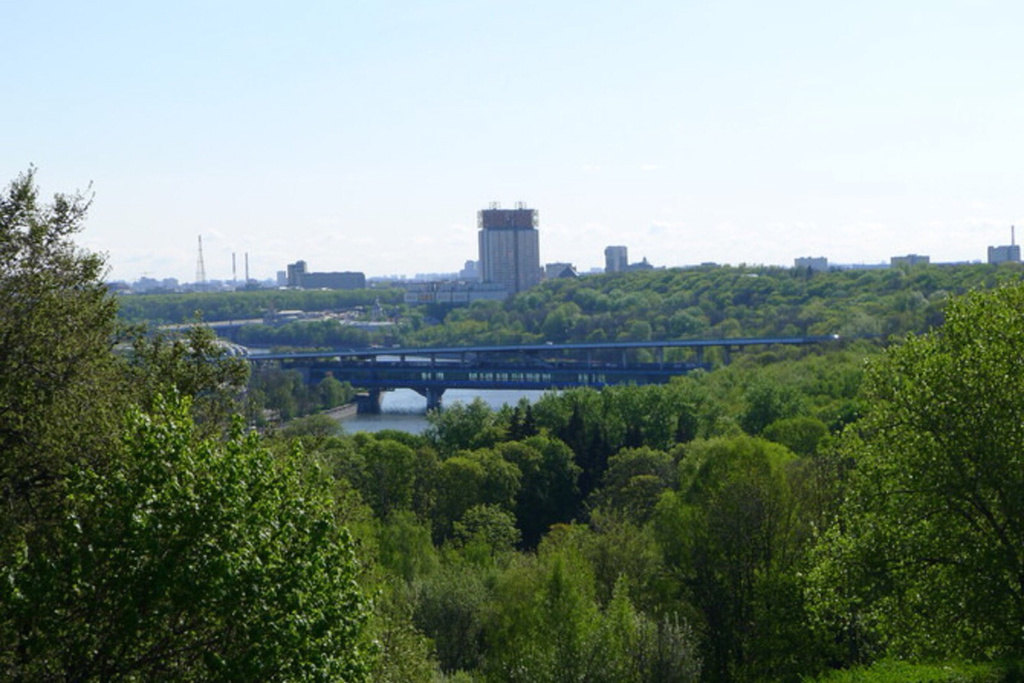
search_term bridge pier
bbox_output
[424,387,445,412]
[356,389,384,414]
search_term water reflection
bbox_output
[338,388,547,434]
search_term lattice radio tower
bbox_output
[195,235,207,285]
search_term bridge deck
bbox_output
[250,334,839,362]
[246,335,840,411]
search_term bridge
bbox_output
[247,335,840,412]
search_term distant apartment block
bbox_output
[459,260,479,280]
[285,260,366,289]
[605,245,655,273]
[604,245,628,273]
[133,276,181,293]
[988,244,1021,264]
[890,254,930,267]
[794,256,828,272]
[988,227,1020,264]
[478,203,542,295]
[403,281,508,305]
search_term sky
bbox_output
[4,1,1023,283]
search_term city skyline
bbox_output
[5,2,1023,283]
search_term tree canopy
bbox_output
[0,171,373,680]
[811,283,1024,660]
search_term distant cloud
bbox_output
[640,164,661,172]
[581,164,602,173]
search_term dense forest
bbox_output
[121,259,1023,354]
[403,262,1022,347]
[117,287,404,325]
[6,169,1024,680]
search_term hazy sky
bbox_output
[4,1,1022,282]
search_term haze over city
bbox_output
[4,1,1022,283]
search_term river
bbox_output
[337,388,548,434]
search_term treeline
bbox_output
[128,262,1024,353]
[406,263,1024,348]
[116,286,403,324]
[233,318,396,349]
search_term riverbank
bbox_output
[321,403,358,420]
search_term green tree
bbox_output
[434,449,521,540]
[589,446,676,523]
[581,511,669,611]
[0,169,123,543]
[452,503,522,558]
[357,436,419,518]
[811,283,1024,660]
[318,374,354,408]
[125,324,250,435]
[655,436,815,681]
[1,397,371,680]
[377,509,438,584]
[412,559,492,674]
[589,577,702,683]
[762,415,829,456]
[541,302,582,341]
[426,398,504,455]
[485,540,601,682]
[498,436,581,548]
[0,171,372,679]
[739,379,805,435]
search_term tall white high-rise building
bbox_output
[478,203,541,295]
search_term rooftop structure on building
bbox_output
[478,202,542,295]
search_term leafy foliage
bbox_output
[812,283,1024,660]
[117,288,402,324]
[0,171,373,681]
[0,169,123,541]
[404,263,1023,349]
[124,324,249,435]
[2,397,371,680]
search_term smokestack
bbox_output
[232,253,237,285]
[245,253,250,283]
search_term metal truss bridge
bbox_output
[247,335,840,412]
